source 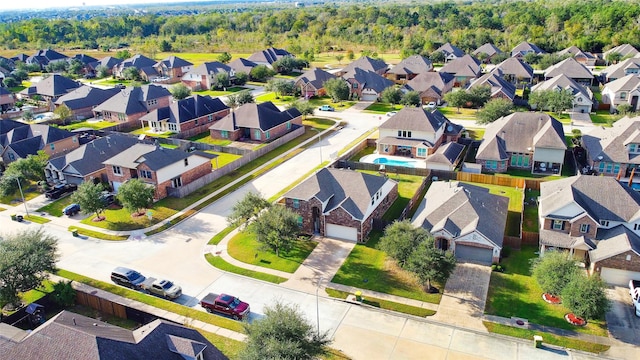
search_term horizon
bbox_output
[0,0,216,11]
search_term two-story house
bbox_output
[538,175,640,285]
[26,49,68,70]
[472,43,503,63]
[112,54,158,80]
[0,86,15,112]
[92,85,172,130]
[601,74,640,113]
[557,46,597,67]
[54,85,120,120]
[467,69,516,102]
[294,67,337,98]
[86,56,122,77]
[402,72,455,105]
[1,123,79,164]
[342,68,394,101]
[19,74,81,109]
[181,62,234,91]
[385,55,433,84]
[154,55,193,82]
[283,168,398,242]
[530,74,594,114]
[476,112,566,174]
[439,55,482,87]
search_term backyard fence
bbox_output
[76,291,127,319]
[456,172,526,188]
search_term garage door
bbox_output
[455,244,493,265]
[600,267,640,286]
[361,93,378,102]
[326,224,358,241]
[112,181,122,192]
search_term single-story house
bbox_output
[557,46,597,67]
[228,58,258,76]
[247,47,294,69]
[336,56,388,77]
[439,55,482,87]
[544,57,594,86]
[86,56,122,76]
[493,57,534,85]
[0,86,15,112]
[26,49,68,69]
[92,84,172,129]
[472,43,503,63]
[604,44,639,61]
[601,74,640,113]
[113,54,158,79]
[342,68,395,101]
[600,57,640,83]
[19,74,81,108]
[511,41,546,59]
[467,69,516,102]
[435,42,466,62]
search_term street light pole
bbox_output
[16,178,29,217]
[316,276,323,337]
[312,128,323,164]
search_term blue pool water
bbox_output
[372,157,417,168]
[630,183,640,191]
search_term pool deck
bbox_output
[359,154,427,169]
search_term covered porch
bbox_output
[376,137,433,159]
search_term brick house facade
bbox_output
[210,118,301,142]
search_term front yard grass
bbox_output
[193,86,246,97]
[325,288,435,317]
[207,151,242,168]
[483,322,610,354]
[590,110,620,125]
[227,231,317,273]
[0,186,41,205]
[332,231,442,304]
[485,246,608,336]
[68,226,129,241]
[188,131,232,146]
[362,103,402,114]
[79,201,178,231]
[24,214,51,224]
[204,253,288,284]
[437,106,477,120]
[37,196,74,217]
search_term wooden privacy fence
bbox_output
[76,291,127,319]
[456,172,526,188]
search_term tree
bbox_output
[234,71,249,85]
[51,280,76,307]
[273,57,307,75]
[346,50,355,61]
[71,181,107,220]
[547,88,575,114]
[266,78,295,97]
[95,65,109,78]
[2,76,19,88]
[0,151,48,196]
[170,83,191,100]
[0,228,58,307]
[250,65,275,82]
[117,178,155,215]
[476,98,514,124]
[239,301,331,360]
[531,251,580,295]
[323,78,350,103]
[528,90,549,111]
[22,109,34,121]
[468,85,491,108]
[11,69,29,82]
[217,52,232,64]
[159,39,172,52]
[252,205,299,256]
[214,72,230,89]
[54,104,73,125]
[401,90,421,107]
[226,90,255,108]
[561,274,610,320]
[288,100,314,119]
[605,51,622,65]
[617,103,634,115]
[381,87,402,105]
[378,220,428,268]
[335,54,344,64]
[116,49,132,59]
[429,51,445,63]
[444,90,469,113]
[227,192,271,229]
[407,236,456,292]
[523,52,541,65]
[122,66,141,81]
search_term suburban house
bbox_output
[45,134,140,185]
[209,101,302,142]
[544,57,594,86]
[581,115,640,179]
[1,123,79,164]
[86,56,122,76]
[181,62,234,91]
[601,74,640,113]
[92,84,172,129]
[342,68,395,101]
[476,112,566,174]
[402,71,455,105]
[600,57,640,83]
[228,58,258,75]
[493,57,534,85]
[557,46,597,66]
[538,175,640,285]
[377,107,448,159]
[438,55,482,87]
[294,67,337,97]
[19,74,81,108]
[112,54,158,80]
[435,42,466,62]
[54,85,121,120]
[103,142,214,200]
[425,142,465,171]
[0,86,15,112]
[247,47,293,68]
[26,49,68,69]
[153,55,194,82]
[604,44,639,60]
[0,310,226,360]
[71,53,98,66]
[336,56,388,77]
[467,69,516,102]
[530,74,594,113]
[11,53,28,63]
[511,41,546,58]
[385,55,433,84]
[140,94,230,137]
[283,168,398,242]
[472,43,503,63]
[412,181,508,264]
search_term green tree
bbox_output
[54,104,73,125]
[71,181,107,220]
[444,90,469,113]
[217,52,232,64]
[429,51,445,63]
[250,65,275,82]
[0,151,48,196]
[523,52,541,65]
[122,66,141,81]
[617,103,634,115]
[227,192,271,229]
[547,88,575,114]
[252,205,299,256]
[266,78,295,97]
[2,76,19,88]
[476,98,514,124]
[22,109,34,121]
[51,280,76,307]
[234,71,249,86]
[95,65,109,78]
[240,301,331,360]
[214,72,230,89]
[11,69,29,82]
[468,85,492,109]
[528,90,550,111]
[159,39,172,52]
[323,78,350,103]
[531,251,580,295]
[170,83,192,100]
[381,87,402,105]
[0,229,58,307]
[401,91,421,107]
[335,54,344,64]
[116,49,132,60]
[406,237,456,292]
[378,220,428,268]
[288,100,314,119]
[561,274,610,320]
[605,51,622,65]
[117,178,155,215]
[346,50,355,61]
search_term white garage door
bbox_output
[455,244,493,265]
[361,93,378,102]
[326,224,358,241]
[600,267,640,286]
[112,181,122,192]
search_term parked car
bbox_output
[630,279,640,317]
[140,278,182,300]
[385,111,397,117]
[110,267,146,289]
[200,293,250,320]
[318,105,335,111]
[45,183,77,200]
[115,83,126,89]
[100,191,115,206]
[425,102,437,109]
[63,203,81,216]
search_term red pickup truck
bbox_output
[200,293,250,320]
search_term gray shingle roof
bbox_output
[88,56,122,70]
[379,107,446,133]
[20,74,80,97]
[544,57,593,80]
[582,115,640,164]
[590,225,640,262]
[511,41,546,57]
[603,74,640,93]
[294,67,337,89]
[494,57,534,80]
[284,168,394,221]
[248,47,293,64]
[1,124,76,158]
[93,84,170,115]
[228,58,257,74]
[342,68,394,93]
[157,55,193,69]
[387,55,433,75]
[141,94,228,125]
[467,69,516,100]
[473,43,503,57]
[403,72,454,95]
[54,85,120,110]
[604,44,639,58]
[601,57,640,81]
[439,55,481,77]
[425,142,464,165]
[185,61,232,77]
[557,46,595,60]
[72,53,98,65]
[435,43,466,58]
[117,54,157,72]
[209,101,300,132]
[531,74,593,102]
[340,56,388,74]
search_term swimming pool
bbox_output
[359,154,425,169]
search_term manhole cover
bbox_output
[516,320,525,326]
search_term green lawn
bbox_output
[207,151,242,168]
[130,127,173,138]
[93,78,144,87]
[256,92,356,111]
[545,112,571,124]
[79,201,179,231]
[0,186,41,205]
[24,214,50,224]
[159,143,179,149]
[485,246,607,336]
[522,190,540,232]
[357,172,424,221]
[205,253,288,283]
[227,231,317,273]
[255,92,296,105]
[325,288,435,317]
[332,231,442,303]
[465,128,485,140]
[68,226,129,241]
[198,329,245,359]
[193,86,246,97]
[362,103,402,114]
[438,106,477,120]
[591,110,620,125]
[37,196,74,217]
[60,120,117,131]
[303,117,336,130]
[188,131,232,146]
[348,146,376,162]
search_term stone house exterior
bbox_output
[209,102,302,142]
[283,168,398,242]
[92,85,172,130]
[538,175,640,285]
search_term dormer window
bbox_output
[630,144,638,153]
[600,220,610,227]
[184,158,189,166]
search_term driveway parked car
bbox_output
[45,183,78,200]
[63,203,81,216]
[426,102,437,109]
[319,105,335,111]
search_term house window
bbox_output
[221,130,229,138]
[417,148,426,157]
[147,99,157,106]
[383,145,389,153]
[208,114,213,122]
[606,163,613,173]
[580,224,590,233]
[195,119,199,125]
[171,177,182,187]
[600,220,610,227]
[486,160,497,170]
[184,158,189,166]
[621,92,627,100]
[265,131,270,140]
[598,162,605,172]
[8,152,15,161]
[287,121,291,130]
[139,170,152,179]
[352,83,358,89]
[397,130,402,137]
[254,130,261,139]
[630,144,637,153]
[553,220,564,230]
[293,199,300,209]
[297,216,303,227]
[613,163,620,174]
[118,113,126,121]
[113,166,122,175]
[50,143,55,151]
[634,224,640,231]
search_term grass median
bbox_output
[67,226,129,241]
[325,288,435,317]
[205,253,288,284]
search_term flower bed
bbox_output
[565,313,587,326]
[542,293,561,304]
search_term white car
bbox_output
[386,111,397,117]
[426,102,437,109]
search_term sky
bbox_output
[0,0,209,11]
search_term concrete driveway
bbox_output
[431,262,492,331]
[605,286,640,345]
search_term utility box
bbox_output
[533,335,543,348]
